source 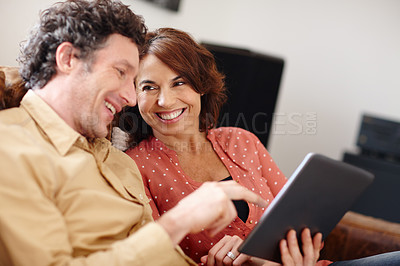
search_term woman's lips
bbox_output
[156,108,185,121]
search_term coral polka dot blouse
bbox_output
[126,127,287,263]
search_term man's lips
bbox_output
[104,100,117,115]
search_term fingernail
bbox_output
[257,199,268,208]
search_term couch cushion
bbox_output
[0,66,27,110]
[0,71,5,90]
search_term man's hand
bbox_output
[157,181,268,245]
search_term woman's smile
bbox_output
[156,108,186,122]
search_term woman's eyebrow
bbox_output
[138,79,156,86]
[172,76,182,81]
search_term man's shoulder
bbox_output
[0,106,30,126]
[0,107,44,150]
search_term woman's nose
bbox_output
[157,89,175,108]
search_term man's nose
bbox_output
[120,82,137,107]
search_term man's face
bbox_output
[68,34,139,138]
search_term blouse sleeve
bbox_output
[253,134,287,197]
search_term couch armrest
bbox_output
[320,211,400,261]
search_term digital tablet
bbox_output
[238,153,374,262]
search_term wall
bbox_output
[1,0,400,176]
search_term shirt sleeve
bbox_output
[80,223,192,266]
[0,130,192,266]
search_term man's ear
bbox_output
[55,42,79,74]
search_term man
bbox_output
[0,0,269,265]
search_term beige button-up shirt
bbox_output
[0,90,194,266]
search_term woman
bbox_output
[120,27,326,265]
[119,27,400,266]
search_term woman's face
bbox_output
[136,54,201,139]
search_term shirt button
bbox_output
[249,220,253,224]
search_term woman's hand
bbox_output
[200,235,254,266]
[201,228,322,266]
[199,235,279,266]
[278,228,322,266]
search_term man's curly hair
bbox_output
[18,0,147,89]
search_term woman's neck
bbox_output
[153,130,209,155]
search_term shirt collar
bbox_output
[20,90,80,156]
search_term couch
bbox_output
[1,65,400,261]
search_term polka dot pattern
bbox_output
[125,127,287,264]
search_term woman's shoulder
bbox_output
[209,127,258,142]
[125,137,156,157]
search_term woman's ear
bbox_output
[55,42,79,74]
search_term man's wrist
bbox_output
[157,206,190,245]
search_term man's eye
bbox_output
[116,68,125,77]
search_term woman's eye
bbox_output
[174,81,185,86]
[142,85,156,91]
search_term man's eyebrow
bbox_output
[117,59,135,71]
[172,76,182,81]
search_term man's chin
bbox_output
[96,120,112,138]
[80,126,110,139]
[97,126,111,139]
